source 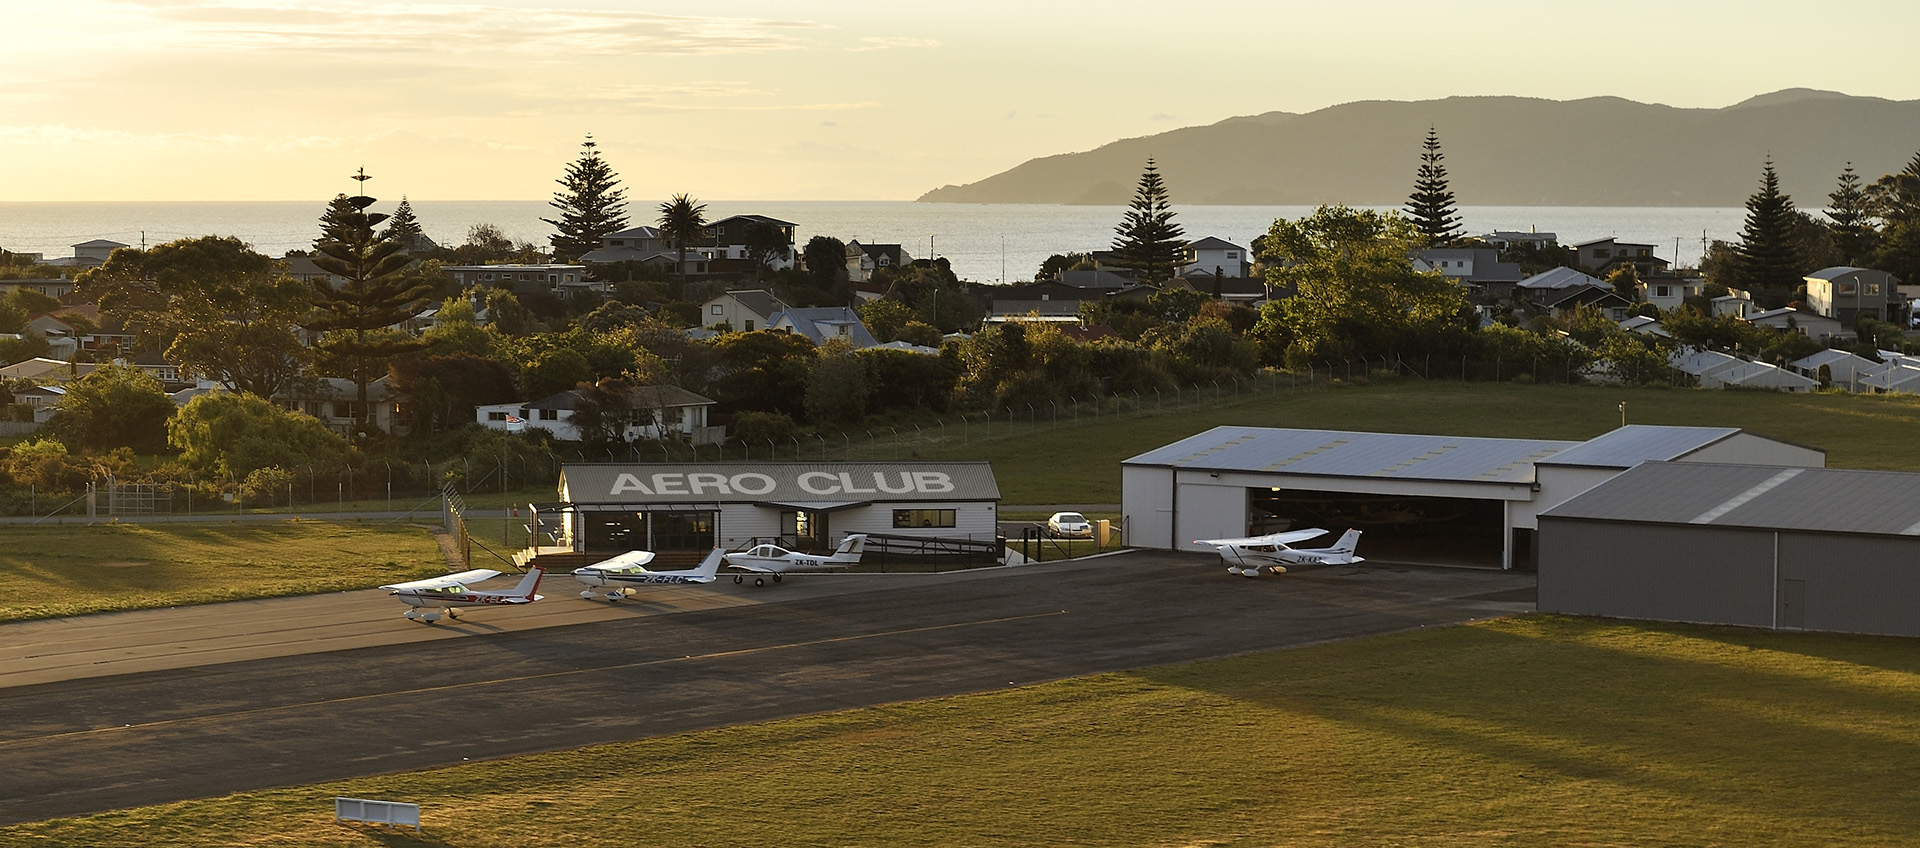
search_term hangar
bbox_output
[551,462,1000,557]
[1540,462,1920,637]
[1123,425,1822,569]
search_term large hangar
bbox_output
[1123,425,1824,569]
[1540,462,1920,637]
[1122,427,1581,568]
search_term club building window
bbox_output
[893,508,956,529]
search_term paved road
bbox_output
[0,552,1534,824]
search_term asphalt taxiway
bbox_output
[0,552,1534,824]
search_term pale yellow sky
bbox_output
[3,0,1917,202]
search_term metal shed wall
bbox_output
[1540,517,1920,637]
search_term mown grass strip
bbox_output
[10,615,1919,847]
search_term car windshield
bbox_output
[1057,513,1085,523]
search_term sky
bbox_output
[4,0,1919,203]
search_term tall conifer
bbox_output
[1728,158,1805,300]
[381,196,431,252]
[1405,128,1463,246]
[543,135,629,262]
[1111,159,1185,284]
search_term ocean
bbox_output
[0,200,1749,285]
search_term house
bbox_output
[1167,274,1271,307]
[12,385,63,423]
[1859,363,1920,394]
[1616,315,1670,337]
[476,385,720,445]
[1573,238,1670,277]
[1544,285,1634,321]
[1516,267,1608,304]
[845,241,912,282]
[1410,248,1523,299]
[987,280,1100,320]
[702,215,797,271]
[282,255,348,289]
[21,314,80,359]
[0,278,75,300]
[577,226,673,264]
[1637,277,1703,311]
[701,289,788,332]
[40,239,128,268]
[769,306,879,348]
[1181,237,1251,278]
[0,357,95,383]
[278,377,402,436]
[1804,266,1905,325]
[442,264,593,296]
[1710,360,1816,392]
[1791,349,1879,389]
[1477,231,1559,251]
[1747,307,1847,341]
[1670,348,1741,383]
[1056,269,1137,293]
[1711,292,1756,319]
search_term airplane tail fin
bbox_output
[1330,529,1362,556]
[694,548,726,578]
[510,565,545,599]
[828,534,869,563]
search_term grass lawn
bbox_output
[9,615,1919,846]
[0,522,447,621]
[911,378,1920,504]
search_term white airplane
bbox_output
[572,547,726,602]
[725,534,869,586]
[381,566,545,623]
[1194,528,1365,577]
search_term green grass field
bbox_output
[8,615,1918,847]
[909,378,1920,504]
[0,522,447,621]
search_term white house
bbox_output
[1804,266,1905,325]
[1748,307,1847,340]
[476,385,721,445]
[1182,237,1250,278]
[1791,349,1879,390]
[701,290,788,332]
[1638,277,1703,312]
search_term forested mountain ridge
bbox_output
[918,90,1920,207]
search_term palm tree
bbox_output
[658,193,708,296]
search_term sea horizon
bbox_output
[0,200,1750,285]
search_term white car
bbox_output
[1046,511,1093,539]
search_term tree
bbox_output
[657,193,708,295]
[740,220,789,281]
[1606,265,1641,303]
[804,339,869,426]
[1035,252,1091,282]
[1867,151,1920,284]
[302,170,437,437]
[801,235,851,305]
[710,330,816,417]
[543,136,629,262]
[569,377,633,448]
[381,196,433,252]
[167,391,347,479]
[1726,159,1805,300]
[386,352,517,436]
[1826,164,1877,263]
[1253,206,1471,367]
[858,298,915,342]
[1111,159,1185,284]
[1405,128,1464,246]
[76,235,311,397]
[45,364,176,455]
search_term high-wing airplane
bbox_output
[381,565,545,623]
[1194,528,1364,577]
[571,547,726,601]
[725,534,869,586]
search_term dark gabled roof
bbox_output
[1545,285,1630,309]
[1543,461,1920,537]
[717,289,787,318]
[1518,267,1605,290]
[1057,269,1135,290]
[708,214,797,229]
[524,390,586,411]
[604,226,661,240]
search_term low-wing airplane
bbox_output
[381,565,545,623]
[1194,528,1364,577]
[571,547,726,602]
[724,534,869,586]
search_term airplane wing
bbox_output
[576,550,657,573]
[381,569,502,591]
[724,557,779,574]
[1193,528,1329,548]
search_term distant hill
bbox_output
[918,91,1920,207]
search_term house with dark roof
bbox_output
[703,215,797,271]
[577,225,676,265]
[1411,248,1524,300]
[1477,231,1558,251]
[1572,238,1670,277]
[1804,266,1905,325]
[1180,237,1250,278]
[846,241,912,282]
[770,306,879,348]
[1543,285,1633,321]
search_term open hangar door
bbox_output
[1248,487,1505,568]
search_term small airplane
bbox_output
[381,566,545,623]
[1194,528,1365,577]
[725,534,869,586]
[572,547,726,602]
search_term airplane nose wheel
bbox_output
[772,574,782,583]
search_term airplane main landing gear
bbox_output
[772,574,782,583]
[405,609,444,624]
[754,577,766,587]
[733,575,744,584]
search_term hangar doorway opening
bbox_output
[583,509,716,561]
[1248,488,1504,568]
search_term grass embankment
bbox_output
[0,522,446,621]
[10,615,1919,846]
[915,379,1920,504]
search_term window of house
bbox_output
[332,401,352,419]
[540,408,558,421]
[1592,248,1609,258]
[893,509,956,529]
[745,320,755,331]
[1655,286,1670,298]
[1867,283,1881,295]
[711,304,724,315]
[1838,282,1857,295]
[488,411,508,421]
[1226,252,1238,259]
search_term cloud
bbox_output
[115,1,829,57]
[849,36,940,52]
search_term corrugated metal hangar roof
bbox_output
[1123,426,1580,485]
[1543,461,1920,536]
[1534,425,1742,469]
